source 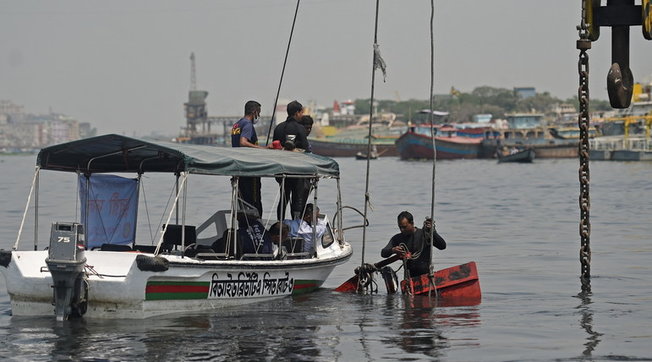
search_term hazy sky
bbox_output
[1,0,652,136]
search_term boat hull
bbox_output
[1,245,352,319]
[497,149,535,163]
[482,139,578,159]
[395,132,483,160]
[309,138,398,157]
[400,261,481,306]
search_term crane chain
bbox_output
[577,27,592,281]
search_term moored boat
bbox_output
[395,126,484,160]
[310,137,398,157]
[497,148,535,163]
[355,145,380,160]
[0,134,353,320]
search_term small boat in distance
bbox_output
[497,147,536,163]
[355,145,380,160]
[0,134,353,320]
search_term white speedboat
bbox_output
[0,134,353,320]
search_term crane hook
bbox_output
[607,62,634,109]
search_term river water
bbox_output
[0,154,650,361]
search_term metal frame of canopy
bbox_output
[15,135,345,257]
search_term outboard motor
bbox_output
[45,222,88,321]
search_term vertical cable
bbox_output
[359,0,381,292]
[427,0,438,297]
[265,0,301,145]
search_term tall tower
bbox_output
[189,52,197,91]
[184,52,208,135]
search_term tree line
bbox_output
[353,86,612,123]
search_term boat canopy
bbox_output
[37,134,339,177]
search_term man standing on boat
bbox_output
[232,100,267,217]
[381,211,446,278]
[273,100,310,220]
[299,115,314,153]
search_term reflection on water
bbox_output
[575,279,602,359]
[380,294,480,359]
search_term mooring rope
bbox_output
[265,0,301,145]
[358,0,383,293]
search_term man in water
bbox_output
[231,100,267,216]
[381,211,446,278]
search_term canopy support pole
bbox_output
[14,166,40,250]
[155,173,188,256]
[181,173,188,257]
[33,167,40,251]
[336,178,344,243]
[229,177,239,258]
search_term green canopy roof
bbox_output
[37,134,339,177]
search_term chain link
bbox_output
[577,31,592,280]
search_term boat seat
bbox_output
[280,237,314,259]
[162,224,197,251]
[133,245,157,253]
[283,237,305,253]
[184,244,214,257]
[100,243,132,252]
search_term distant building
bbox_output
[0,100,92,149]
[505,113,544,129]
[514,87,536,99]
[472,114,492,123]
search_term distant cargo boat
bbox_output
[395,126,485,160]
[481,127,579,159]
[309,137,398,157]
[590,135,652,161]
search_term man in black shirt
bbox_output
[273,100,310,219]
[381,211,446,278]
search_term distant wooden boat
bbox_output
[395,130,483,160]
[309,137,398,157]
[497,148,535,163]
[355,152,378,160]
[355,145,380,160]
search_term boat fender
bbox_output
[136,254,169,272]
[0,250,11,267]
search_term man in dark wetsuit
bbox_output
[381,211,446,278]
[272,100,310,220]
[232,100,267,217]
